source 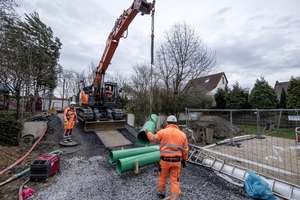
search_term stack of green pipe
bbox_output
[110,114,160,174]
[116,151,160,174]
[109,145,159,164]
[137,114,158,145]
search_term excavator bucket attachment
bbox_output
[84,120,126,132]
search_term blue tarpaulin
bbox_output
[244,171,276,200]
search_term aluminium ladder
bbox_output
[187,145,300,200]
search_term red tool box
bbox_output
[30,154,60,180]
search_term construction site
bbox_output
[0,109,300,199]
[0,113,252,200]
[1,0,300,199]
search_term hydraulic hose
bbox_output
[18,178,30,200]
[0,126,48,175]
[109,145,159,163]
[0,150,63,188]
[137,114,158,145]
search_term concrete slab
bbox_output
[95,130,131,148]
[22,121,48,138]
[20,121,48,146]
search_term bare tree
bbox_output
[124,63,155,124]
[154,22,216,116]
[84,61,97,86]
[57,69,82,100]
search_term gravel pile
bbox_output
[29,115,252,200]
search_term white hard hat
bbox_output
[70,101,76,105]
[167,115,177,123]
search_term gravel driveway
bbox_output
[29,115,252,200]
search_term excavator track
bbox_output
[76,107,126,132]
[76,106,129,148]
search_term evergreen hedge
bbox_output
[0,114,22,146]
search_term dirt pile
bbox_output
[190,116,245,140]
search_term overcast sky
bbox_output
[15,0,300,90]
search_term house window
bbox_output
[222,77,225,84]
[205,78,210,83]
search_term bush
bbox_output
[0,114,22,146]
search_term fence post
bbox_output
[228,110,238,146]
[185,108,190,139]
[256,109,264,139]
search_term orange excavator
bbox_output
[77,0,155,132]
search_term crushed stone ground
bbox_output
[2,114,252,200]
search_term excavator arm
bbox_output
[78,0,155,135]
[93,0,154,87]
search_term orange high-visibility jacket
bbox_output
[106,89,113,98]
[146,124,189,161]
[63,107,77,129]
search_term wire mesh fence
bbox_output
[185,108,300,186]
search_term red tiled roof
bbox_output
[186,72,228,92]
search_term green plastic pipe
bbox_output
[109,145,159,164]
[137,114,158,145]
[116,151,160,174]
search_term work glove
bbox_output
[181,160,186,168]
[64,120,68,126]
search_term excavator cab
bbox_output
[102,82,118,104]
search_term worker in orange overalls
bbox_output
[63,101,78,142]
[145,115,188,200]
[106,87,113,101]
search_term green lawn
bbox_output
[238,124,297,140]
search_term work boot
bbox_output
[63,136,68,143]
[157,193,165,199]
[67,136,72,142]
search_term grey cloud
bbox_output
[215,7,232,16]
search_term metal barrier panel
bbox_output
[185,108,300,186]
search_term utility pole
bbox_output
[62,78,65,108]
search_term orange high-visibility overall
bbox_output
[146,124,188,200]
[106,89,113,98]
[63,107,77,137]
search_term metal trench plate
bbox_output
[95,130,131,148]
[58,147,80,154]
[59,140,78,147]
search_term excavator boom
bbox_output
[93,0,154,87]
[77,0,155,147]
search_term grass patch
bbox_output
[238,125,297,140]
